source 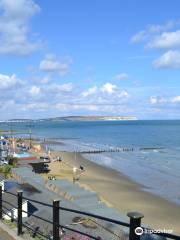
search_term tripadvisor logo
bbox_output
[135,227,173,235]
[135,227,143,235]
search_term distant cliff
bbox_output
[45,116,138,122]
[4,116,137,123]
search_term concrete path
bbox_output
[0,228,15,240]
[0,222,25,240]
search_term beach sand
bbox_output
[44,151,180,235]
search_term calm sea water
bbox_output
[1,120,180,204]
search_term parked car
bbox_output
[40,156,50,162]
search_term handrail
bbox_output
[2,205,14,213]
[1,209,17,222]
[2,199,17,209]
[22,223,50,239]
[22,196,53,208]
[2,204,50,239]
[3,190,17,197]
[22,193,130,227]
[21,209,53,225]
[60,206,130,227]
[22,207,114,240]
[1,187,180,240]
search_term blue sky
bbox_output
[0,0,180,120]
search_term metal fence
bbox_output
[0,186,179,240]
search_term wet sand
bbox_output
[45,151,180,235]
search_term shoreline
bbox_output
[28,138,180,234]
[42,149,180,234]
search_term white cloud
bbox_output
[0,0,41,56]
[131,20,180,70]
[131,30,148,43]
[54,83,73,92]
[55,103,99,112]
[21,102,49,111]
[48,83,73,93]
[150,96,158,104]
[39,55,72,75]
[131,20,180,43]
[56,83,73,92]
[147,30,180,49]
[115,73,129,80]
[27,83,73,100]
[158,98,167,104]
[171,96,180,103]
[81,85,130,106]
[118,90,129,98]
[101,83,117,94]
[0,73,23,90]
[149,96,167,104]
[149,95,180,105]
[40,75,51,84]
[153,50,180,69]
[82,86,97,97]
[29,85,41,96]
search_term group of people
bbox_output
[48,175,56,180]
[49,154,85,183]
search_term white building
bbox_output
[0,179,28,220]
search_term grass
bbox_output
[0,165,12,179]
[3,219,16,229]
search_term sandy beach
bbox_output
[39,149,180,235]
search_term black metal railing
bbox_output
[0,186,180,240]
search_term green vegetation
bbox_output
[3,219,16,229]
[25,228,46,240]
[34,235,46,240]
[0,165,12,179]
[0,156,18,178]
[6,156,18,167]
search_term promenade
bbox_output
[0,228,15,240]
[0,221,25,240]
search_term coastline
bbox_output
[42,149,180,235]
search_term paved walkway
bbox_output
[0,222,26,240]
[0,228,15,240]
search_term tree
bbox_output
[6,156,18,167]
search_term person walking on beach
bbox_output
[73,167,78,183]
[73,165,85,183]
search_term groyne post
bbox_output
[17,190,23,235]
[127,212,144,240]
[53,199,60,240]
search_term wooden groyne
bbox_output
[75,148,134,154]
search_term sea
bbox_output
[1,120,180,205]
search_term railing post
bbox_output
[53,199,60,240]
[127,212,144,240]
[17,190,23,236]
[0,185,2,219]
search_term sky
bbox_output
[0,0,180,120]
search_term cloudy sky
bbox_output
[0,0,180,120]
